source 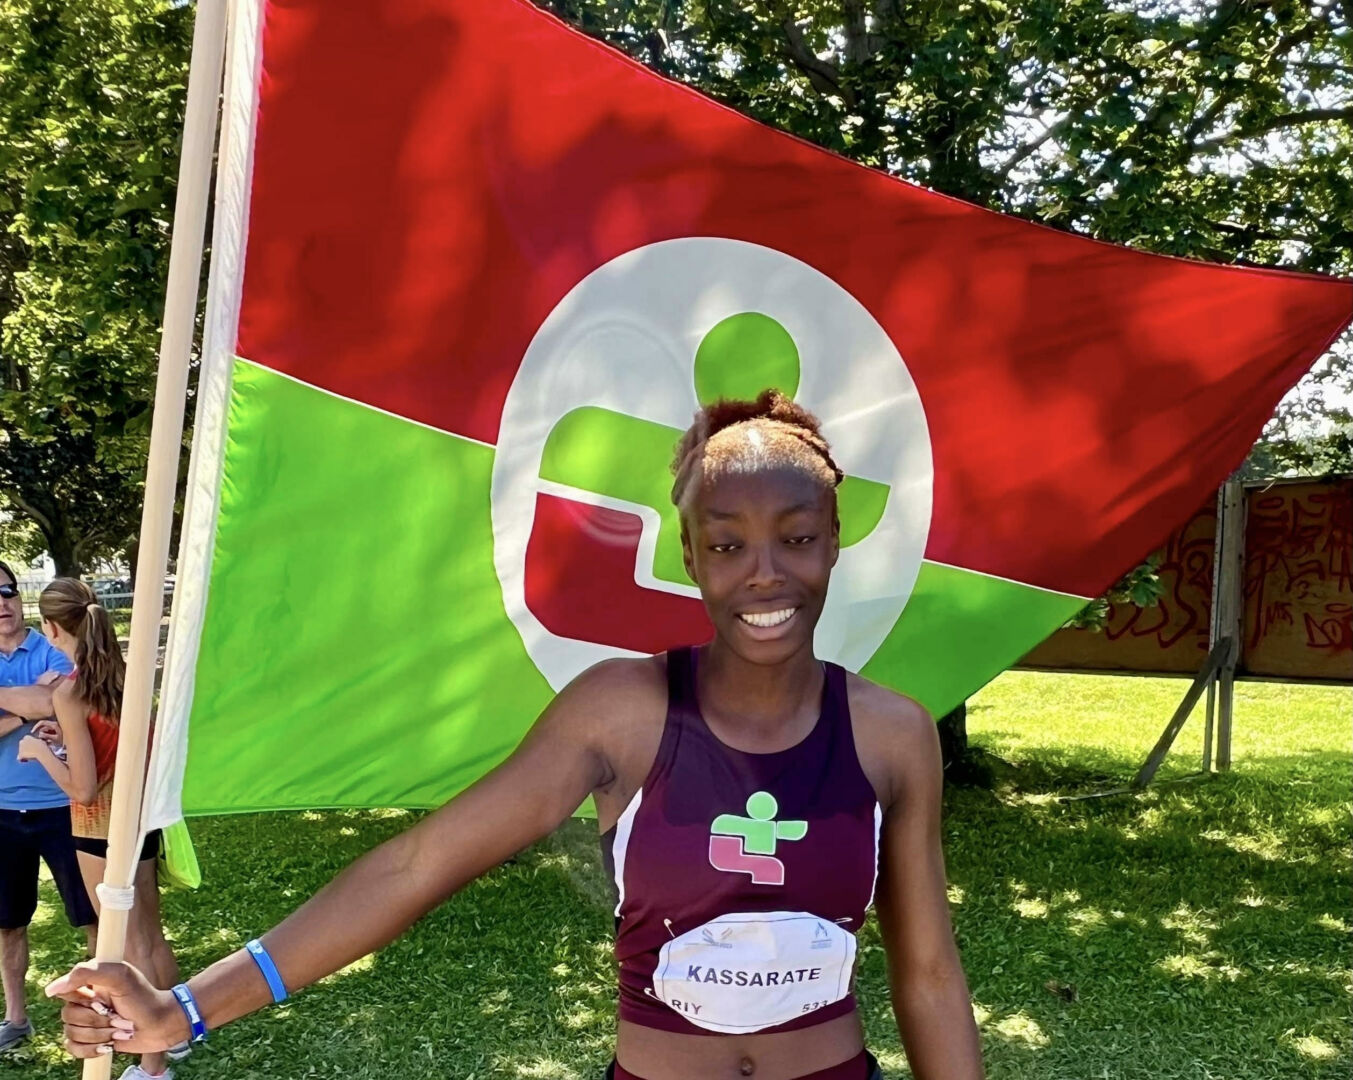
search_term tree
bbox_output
[0,0,192,575]
[0,500,44,567]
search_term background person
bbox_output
[0,559,96,1056]
[18,578,180,1080]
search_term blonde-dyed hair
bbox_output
[670,389,843,522]
[38,578,124,722]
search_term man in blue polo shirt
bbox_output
[0,560,96,1055]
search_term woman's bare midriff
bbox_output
[615,1011,865,1080]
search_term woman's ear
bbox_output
[681,524,697,583]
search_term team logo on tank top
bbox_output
[708,791,806,886]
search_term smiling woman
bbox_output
[669,390,843,670]
[48,393,984,1080]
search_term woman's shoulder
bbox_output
[540,654,669,746]
[539,655,670,802]
[561,653,668,707]
[843,670,932,731]
[843,671,937,809]
[51,675,81,705]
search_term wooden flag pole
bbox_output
[82,0,228,1076]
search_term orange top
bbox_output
[65,671,119,840]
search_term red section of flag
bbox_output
[237,0,1353,597]
[525,494,713,653]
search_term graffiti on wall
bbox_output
[1243,480,1352,679]
[1020,478,1353,682]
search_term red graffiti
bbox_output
[1024,479,1353,680]
[1103,506,1216,654]
[1245,482,1353,659]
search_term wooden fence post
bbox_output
[1211,478,1247,771]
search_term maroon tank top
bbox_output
[602,646,882,1036]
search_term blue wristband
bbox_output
[170,983,208,1044]
[245,938,288,1004]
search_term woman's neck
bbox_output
[696,638,823,743]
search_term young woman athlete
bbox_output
[19,579,183,1080]
[49,392,986,1079]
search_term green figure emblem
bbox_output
[538,312,890,588]
[711,791,808,855]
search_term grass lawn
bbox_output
[5,671,1349,1079]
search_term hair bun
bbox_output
[701,388,824,441]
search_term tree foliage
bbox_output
[0,0,191,574]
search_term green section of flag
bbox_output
[693,312,799,404]
[862,561,1086,718]
[835,474,888,547]
[180,361,1083,817]
[181,360,554,815]
[540,406,690,584]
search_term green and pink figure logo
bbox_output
[708,791,807,886]
[491,238,934,691]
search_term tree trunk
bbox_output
[936,701,968,771]
[43,518,85,578]
[935,700,994,788]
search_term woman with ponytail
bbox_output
[18,578,182,1080]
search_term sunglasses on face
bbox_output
[0,584,20,599]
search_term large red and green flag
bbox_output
[144,0,1353,828]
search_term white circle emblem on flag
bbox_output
[492,238,933,690]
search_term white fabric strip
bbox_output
[866,802,883,909]
[95,883,137,912]
[143,0,265,831]
[611,789,643,918]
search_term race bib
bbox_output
[652,911,856,1033]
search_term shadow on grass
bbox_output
[917,738,1351,1079]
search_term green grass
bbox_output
[5,671,1349,1078]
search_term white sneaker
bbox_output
[117,1067,174,1080]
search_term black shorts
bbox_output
[0,806,98,930]
[72,830,161,863]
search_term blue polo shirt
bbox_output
[0,628,74,810]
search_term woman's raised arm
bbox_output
[18,682,96,804]
[48,659,642,1058]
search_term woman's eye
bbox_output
[709,543,740,554]
[786,535,816,546]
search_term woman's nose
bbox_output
[746,543,785,588]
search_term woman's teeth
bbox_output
[739,608,797,629]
